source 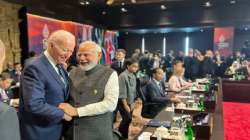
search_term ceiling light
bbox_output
[121,7,128,12]
[107,0,114,5]
[121,2,125,6]
[161,5,167,10]
[204,1,212,7]
[131,0,136,3]
[80,1,85,5]
[230,0,236,4]
[85,1,90,5]
[102,11,107,15]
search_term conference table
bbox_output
[135,79,224,140]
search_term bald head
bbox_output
[47,30,76,65]
[77,41,102,71]
[48,30,75,47]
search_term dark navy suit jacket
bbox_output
[111,60,126,75]
[146,79,170,104]
[19,54,69,140]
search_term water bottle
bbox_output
[198,95,205,111]
[185,120,193,140]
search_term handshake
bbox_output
[58,103,78,122]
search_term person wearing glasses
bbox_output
[19,30,76,140]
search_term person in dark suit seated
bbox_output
[0,101,20,140]
[0,72,19,107]
[19,30,76,140]
[3,62,15,79]
[111,49,126,75]
[146,68,180,114]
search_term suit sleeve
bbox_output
[118,74,128,99]
[21,65,64,124]
[0,102,20,140]
[147,83,169,104]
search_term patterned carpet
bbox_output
[223,102,250,140]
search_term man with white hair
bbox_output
[59,41,119,140]
[19,30,76,140]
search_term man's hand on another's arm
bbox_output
[58,103,78,117]
[63,113,72,121]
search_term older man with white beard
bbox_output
[58,41,119,140]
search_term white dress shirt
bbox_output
[153,78,163,92]
[76,71,119,117]
[44,51,66,84]
[0,88,16,106]
[44,51,59,74]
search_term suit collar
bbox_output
[44,50,58,72]
[152,78,160,86]
[40,54,68,97]
[151,79,165,96]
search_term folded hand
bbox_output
[58,103,78,117]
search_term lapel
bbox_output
[40,54,67,96]
[152,80,165,97]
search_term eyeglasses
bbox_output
[52,43,73,54]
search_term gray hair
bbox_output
[79,41,101,53]
[47,30,75,46]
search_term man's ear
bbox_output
[98,52,102,61]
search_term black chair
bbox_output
[137,77,165,118]
[113,130,122,140]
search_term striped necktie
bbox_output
[56,64,68,88]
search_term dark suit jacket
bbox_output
[184,56,194,79]
[111,60,126,75]
[19,54,69,140]
[0,101,20,140]
[201,57,216,77]
[3,69,15,79]
[146,80,170,104]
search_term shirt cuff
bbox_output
[9,99,13,106]
[76,107,85,117]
